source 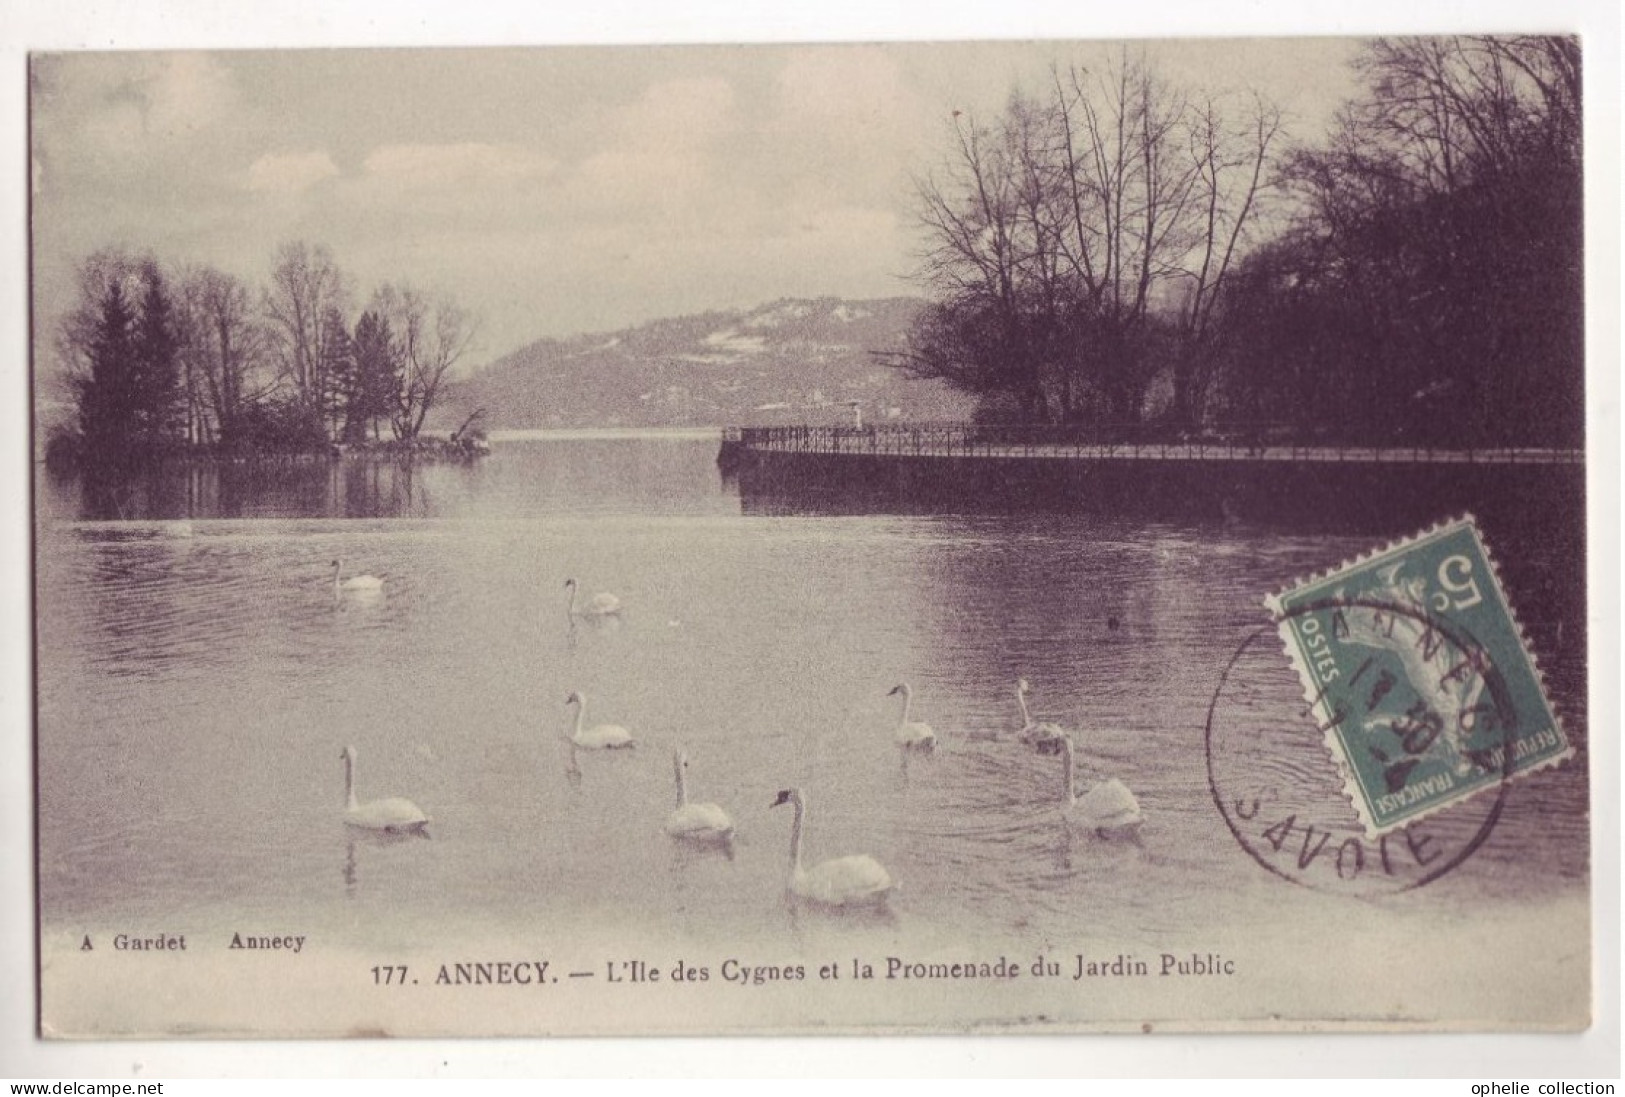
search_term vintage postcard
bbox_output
[28,36,1592,1040]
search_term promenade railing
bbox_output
[721,422,1581,467]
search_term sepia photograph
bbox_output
[12,3,1616,1071]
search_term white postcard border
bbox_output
[4,0,1619,1080]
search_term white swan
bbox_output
[770,788,893,907]
[340,745,429,834]
[564,578,622,617]
[1057,733,1143,839]
[563,691,635,749]
[1015,678,1067,754]
[887,683,937,751]
[332,558,384,596]
[664,749,735,843]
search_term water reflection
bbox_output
[782,897,900,938]
[49,454,496,522]
[566,615,623,656]
[72,538,223,679]
[562,742,639,785]
[44,433,751,526]
[342,830,432,900]
[334,585,386,609]
[666,834,737,866]
[35,433,1590,978]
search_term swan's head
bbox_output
[563,578,577,591]
[769,788,798,810]
[340,745,356,761]
[887,683,910,698]
[673,748,689,768]
[564,691,583,707]
[330,559,342,570]
[1017,677,1030,692]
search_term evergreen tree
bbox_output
[348,310,400,443]
[74,280,140,458]
[318,305,356,442]
[132,262,183,448]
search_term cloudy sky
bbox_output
[30,39,1365,368]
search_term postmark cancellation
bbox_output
[1266,516,1572,837]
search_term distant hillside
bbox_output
[438,296,975,430]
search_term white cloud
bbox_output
[561,150,711,214]
[144,54,238,137]
[609,77,737,153]
[361,143,555,191]
[71,53,239,157]
[762,47,929,208]
[245,150,340,194]
[775,47,913,131]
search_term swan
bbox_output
[664,749,735,843]
[887,683,937,751]
[563,691,635,749]
[769,788,893,907]
[332,558,384,595]
[1014,678,1067,754]
[1057,733,1143,839]
[340,745,429,834]
[564,578,622,617]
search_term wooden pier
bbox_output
[717,422,1586,534]
[719,423,1582,470]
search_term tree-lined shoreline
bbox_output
[44,36,1583,467]
[46,241,483,470]
[893,37,1582,450]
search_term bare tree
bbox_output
[900,47,1283,432]
[1231,35,1584,447]
[905,106,1047,417]
[1347,36,1579,195]
[263,241,350,423]
[1050,51,1208,425]
[1167,91,1283,427]
[373,283,477,441]
[176,264,272,447]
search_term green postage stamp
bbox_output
[1267,516,1572,837]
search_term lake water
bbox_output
[33,432,1590,1035]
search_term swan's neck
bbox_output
[343,753,358,811]
[674,756,688,808]
[1060,738,1076,805]
[566,584,577,617]
[897,686,913,726]
[333,565,342,599]
[569,700,585,743]
[788,793,805,877]
[1016,685,1031,726]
